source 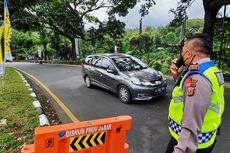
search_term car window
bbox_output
[93,57,115,70]
[84,56,92,65]
[131,56,148,68]
[112,56,147,71]
[101,58,115,70]
[93,58,103,67]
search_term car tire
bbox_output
[118,85,131,104]
[85,76,92,88]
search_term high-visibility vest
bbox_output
[168,61,225,149]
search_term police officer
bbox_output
[165,34,225,153]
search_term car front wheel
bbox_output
[85,76,92,88]
[118,85,131,104]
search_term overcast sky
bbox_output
[88,0,230,29]
[122,0,204,29]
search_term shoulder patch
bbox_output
[187,87,195,96]
[185,77,198,88]
[185,77,197,97]
[215,72,224,86]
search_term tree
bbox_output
[155,35,162,49]
[213,17,230,70]
[87,15,126,52]
[165,32,177,45]
[202,0,230,38]
[2,0,156,60]
[130,32,153,56]
[49,34,71,60]
[11,29,38,60]
[186,18,204,34]
[170,0,230,39]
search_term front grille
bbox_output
[150,78,163,85]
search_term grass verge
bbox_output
[0,67,39,153]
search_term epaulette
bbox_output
[189,63,199,71]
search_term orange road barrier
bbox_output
[21,115,132,153]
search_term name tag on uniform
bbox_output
[215,72,224,86]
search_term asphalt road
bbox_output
[8,62,230,153]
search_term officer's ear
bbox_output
[186,49,193,58]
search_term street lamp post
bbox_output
[139,17,143,59]
[218,5,227,69]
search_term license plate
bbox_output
[155,87,165,94]
[155,88,161,93]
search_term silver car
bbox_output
[81,53,167,104]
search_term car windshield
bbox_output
[112,56,147,71]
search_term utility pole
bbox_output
[218,5,227,69]
[180,11,187,46]
[139,17,143,35]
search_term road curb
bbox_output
[39,114,50,126]
[16,70,50,126]
[33,101,43,115]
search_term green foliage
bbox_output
[7,0,156,60]
[49,34,71,60]
[121,41,129,53]
[145,49,173,73]
[155,34,162,49]
[150,60,162,71]
[186,18,204,34]
[165,32,177,45]
[11,29,39,59]
[213,17,230,74]
[130,32,153,55]
[5,0,229,74]
[0,68,39,153]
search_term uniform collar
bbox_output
[196,58,211,65]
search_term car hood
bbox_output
[121,68,162,81]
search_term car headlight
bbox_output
[141,81,152,86]
[130,77,141,85]
[158,71,166,81]
[131,77,154,86]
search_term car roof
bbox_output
[87,53,130,59]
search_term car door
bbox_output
[98,58,119,92]
[90,57,104,86]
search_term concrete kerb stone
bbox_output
[33,100,41,108]
[16,70,50,126]
[26,83,30,87]
[39,114,50,126]
[30,92,37,98]
[33,101,43,115]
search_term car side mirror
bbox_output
[107,68,117,74]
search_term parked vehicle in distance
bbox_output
[81,53,167,104]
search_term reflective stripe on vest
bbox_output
[169,118,216,144]
[168,60,225,149]
[173,96,183,103]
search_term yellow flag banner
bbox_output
[4,0,13,61]
[0,25,4,76]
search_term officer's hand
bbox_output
[170,59,183,80]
